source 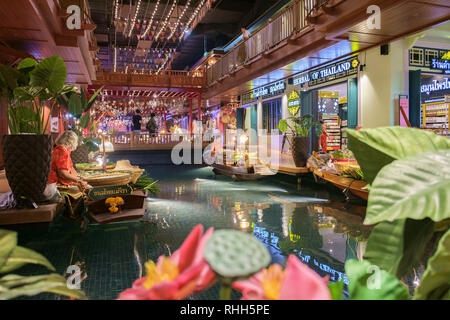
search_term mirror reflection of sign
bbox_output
[421,78,450,95]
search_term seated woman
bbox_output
[45,131,89,219]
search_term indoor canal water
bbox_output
[6,164,372,300]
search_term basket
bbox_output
[83,173,132,186]
[331,159,359,174]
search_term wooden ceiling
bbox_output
[0,0,97,85]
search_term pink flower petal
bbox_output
[233,271,266,300]
[171,224,204,272]
[278,255,331,300]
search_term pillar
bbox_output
[197,95,202,121]
[189,99,193,134]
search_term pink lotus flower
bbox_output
[233,255,331,300]
[118,224,215,300]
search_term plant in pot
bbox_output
[56,86,103,164]
[0,56,79,205]
[277,114,323,167]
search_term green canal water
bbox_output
[7,165,372,300]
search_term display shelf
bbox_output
[421,96,449,137]
[322,114,341,151]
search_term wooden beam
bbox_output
[0,45,34,60]
[54,34,78,47]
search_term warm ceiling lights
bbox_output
[114,0,120,21]
[141,0,161,39]
[154,0,177,42]
[128,0,143,38]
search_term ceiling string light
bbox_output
[157,54,170,74]
[154,0,177,42]
[141,0,161,39]
[128,0,143,38]
[114,0,120,21]
[179,0,206,40]
[167,0,191,39]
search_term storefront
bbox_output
[288,56,360,151]
[409,46,450,136]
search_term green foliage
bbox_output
[277,114,323,138]
[363,219,435,279]
[0,229,85,300]
[414,228,450,300]
[0,56,78,135]
[365,150,450,225]
[204,230,271,282]
[81,137,101,153]
[346,127,450,184]
[345,259,410,300]
[132,175,160,196]
[328,281,345,300]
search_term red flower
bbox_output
[233,255,331,300]
[118,224,215,300]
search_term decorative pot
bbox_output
[1,134,53,204]
[71,145,89,165]
[291,136,310,168]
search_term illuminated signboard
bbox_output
[421,77,450,95]
[287,90,301,115]
[430,58,450,74]
[252,81,286,99]
[291,57,360,87]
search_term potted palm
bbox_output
[56,86,103,164]
[0,56,78,204]
[277,114,323,167]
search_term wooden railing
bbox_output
[206,0,322,85]
[95,68,205,88]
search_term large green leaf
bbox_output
[0,230,17,271]
[87,86,103,109]
[328,281,345,300]
[13,86,48,103]
[414,228,450,300]
[0,64,22,92]
[79,114,90,129]
[0,246,55,274]
[30,56,67,94]
[345,259,410,300]
[347,127,450,184]
[0,274,85,300]
[363,219,435,279]
[365,150,450,225]
[17,58,38,75]
[68,93,82,118]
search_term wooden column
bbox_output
[0,99,8,169]
[189,99,193,134]
[197,95,202,121]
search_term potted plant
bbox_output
[0,56,79,204]
[277,114,323,167]
[56,86,103,164]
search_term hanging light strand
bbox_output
[114,0,120,21]
[154,0,177,42]
[141,0,161,39]
[168,0,191,39]
[179,0,206,40]
[128,0,143,38]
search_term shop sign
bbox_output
[252,80,286,99]
[421,77,450,95]
[430,58,450,74]
[291,57,359,87]
[287,90,301,115]
[88,184,133,201]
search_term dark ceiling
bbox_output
[89,0,283,72]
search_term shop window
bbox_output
[425,49,439,67]
[262,99,282,134]
[409,48,424,66]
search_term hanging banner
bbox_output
[287,90,301,115]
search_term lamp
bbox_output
[99,141,115,153]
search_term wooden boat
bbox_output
[313,169,369,200]
[211,163,276,181]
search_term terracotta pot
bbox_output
[1,134,52,203]
[291,136,310,168]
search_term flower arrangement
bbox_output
[105,197,125,213]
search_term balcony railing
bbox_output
[206,0,325,86]
[95,68,205,88]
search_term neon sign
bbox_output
[421,78,450,95]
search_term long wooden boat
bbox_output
[313,169,369,200]
[211,163,276,181]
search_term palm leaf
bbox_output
[30,56,67,95]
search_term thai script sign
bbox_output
[88,184,133,201]
[421,78,450,95]
[430,58,450,74]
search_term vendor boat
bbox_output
[313,169,369,200]
[211,163,276,181]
